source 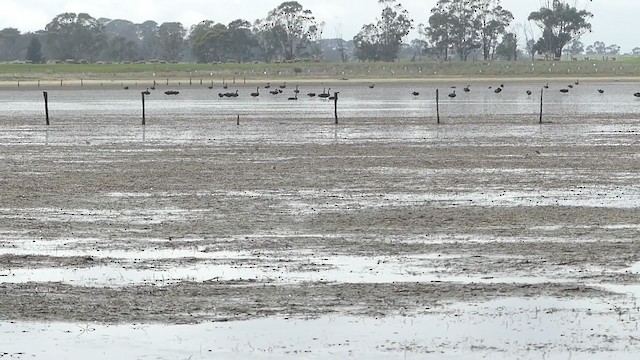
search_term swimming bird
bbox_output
[251,87,260,97]
[560,88,569,93]
[463,85,470,92]
[123,86,129,90]
[223,82,228,89]
[279,82,287,89]
[293,85,300,94]
[634,92,640,98]
[575,79,580,85]
[544,83,549,89]
[142,88,150,95]
[448,90,456,98]
[597,89,604,94]
[270,89,279,95]
[230,90,239,97]
[307,92,316,97]
[568,84,574,89]
[369,83,375,89]
[288,92,298,101]
[412,91,420,96]
[318,88,331,98]
[494,87,502,93]
[265,82,271,89]
[526,90,532,96]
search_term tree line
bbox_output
[0,0,598,64]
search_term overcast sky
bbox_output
[1,0,637,52]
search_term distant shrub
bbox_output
[293,67,303,74]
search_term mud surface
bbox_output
[1,84,640,359]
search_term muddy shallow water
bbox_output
[1,82,640,358]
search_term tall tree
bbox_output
[227,19,255,63]
[262,1,322,61]
[253,18,288,62]
[428,0,481,61]
[477,0,514,60]
[189,21,229,63]
[138,21,159,60]
[427,0,511,61]
[25,36,43,63]
[157,22,186,62]
[0,28,22,61]
[45,13,106,61]
[353,24,380,61]
[528,0,593,60]
[354,0,413,62]
[495,32,518,60]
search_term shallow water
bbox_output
[1,297,639,360]
[1,81,640,123]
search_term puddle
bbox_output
[0,252,568,287]
[1,297,639,359]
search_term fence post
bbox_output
[43,91,50,126]
[436,89,440,124]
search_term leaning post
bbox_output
[436,89,440,124]
[141,92,146,126]
[43,91,50,126]
[334,92,339,125]
[539,88,544,124]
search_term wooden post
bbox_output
[436,89,440,124]
[141,92,146,126]
[43,91,50,126]
[334,92,339,125]
[81,78,83,87]
[17,80,19,88]
[189,77,192,85]
[237,114,240,125]
[200,79,203,85]
[166,78,169,86]
[539,88,544,124]
[60,79,63,87]
[37,80,40,87]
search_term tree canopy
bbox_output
[528,0,593,60]
[354,0,413,62]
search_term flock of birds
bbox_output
[214,81,337,101]
[135,79,640,99]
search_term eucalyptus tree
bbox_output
[528,0,593,60]
[157,22,186,62]
[353,24,380,61]
[495,32,518,60]
[428,0,481,61]
[138,21,159,60]
[427,0,512,61]
[261,1,322,60]
[189,21,224,63]
[227,19,256,63]
[0,28,22,61]
[354,0,413,62]
[45,13,106,61]
[253,19,287,62]
[26,36,43,63]
[476,0,514,60]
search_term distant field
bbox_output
[2,59,640,82]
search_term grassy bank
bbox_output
[2,59,640,83]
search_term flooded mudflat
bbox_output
[1,82,640,358]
